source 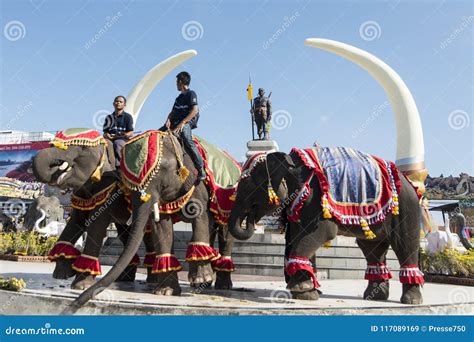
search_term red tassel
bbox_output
[399,264,424,285]
[143,252,156,267]
[185,242,221,262]
[48,242,80,261]
[129,253,140,266]
[212,256,235,272]
[285,256,320,288]
[72,255,101,275]
[151,254,182,274]
[365,262,393,281]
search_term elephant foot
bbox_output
[188,261,214,289]
[52,258,76,279]
[401,284,423,304]
[363,280,390,301]
[152,272,181,296]
[116,265,137,282]
[146,267,160,283]
[214,271,233,290]
[71,273,96,290]
[287,270,318,301]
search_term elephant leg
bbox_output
[115,223,138,282]
[287,219,337,300]
[152,216,181,296]
[187,211,215,290]
[214,225,234,290]
[389,179,424,305]
[356,239,391,301]
[71,210,111,290]
[143,219,159,283]
[52,210,86,280]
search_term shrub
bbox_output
[420,248,474,278]
[0,232,58,256]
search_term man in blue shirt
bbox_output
[103,95,134,167]
[161,71,206,181]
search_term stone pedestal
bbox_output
[245,140,279,234]
[246,140,279,158]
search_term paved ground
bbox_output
[0,261,472,315]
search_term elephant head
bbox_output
[228,152,293,240]
[23,195,64,231]
[33,135,115,192]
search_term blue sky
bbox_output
[1,0,472,176]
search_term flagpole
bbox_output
[247,75,255,140]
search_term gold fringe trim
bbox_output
[158,186,195,214]
[71,182,117,211]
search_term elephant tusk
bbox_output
[304,38,425,174]
[126,50,198,123]
[153,202,160,222]
[34,208,47,231]
[58,161,69,171]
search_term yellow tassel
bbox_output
[267,186,280,205]
[178,166,190,182]
[323,208,332,219]
[140,190,151,202]
[229,193,236,201]
[322,241,332,248]
[392,206,399,215]
[52,141,68,150]
[364,230,376,239]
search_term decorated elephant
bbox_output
[227,38,429,304]
[33,129,157,289]
[64,128,240,310]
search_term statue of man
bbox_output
[251,88,272,140]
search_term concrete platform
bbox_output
[0,261,472,316]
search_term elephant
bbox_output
[33,132,159,289]
[65,129,237,310]
[23,195,65,231]
[227,150,423,304]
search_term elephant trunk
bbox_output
[33,148,61,183]
[64,195,153,314]
[228,208,255,241]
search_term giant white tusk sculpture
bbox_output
[126,49,198,123]
[304,38,428,193]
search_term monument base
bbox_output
[246,140,279,158]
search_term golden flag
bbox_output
[247,81,253,101]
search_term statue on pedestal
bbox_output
[250,88,272,140]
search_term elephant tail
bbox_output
[62,192,153,314]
